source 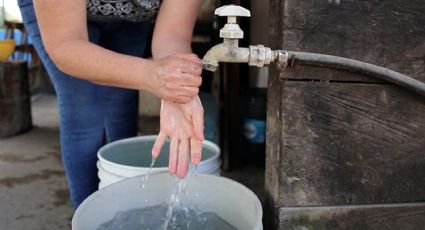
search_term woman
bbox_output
[18,0,205,208]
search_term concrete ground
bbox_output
[0,94,73,230]
[0,94,264,229]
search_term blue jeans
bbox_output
[19,0,151,208]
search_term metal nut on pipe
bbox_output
[249,45,273,67]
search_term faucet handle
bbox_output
[215,5,251,17]
[215,5,250,39]
[215,5,251,23]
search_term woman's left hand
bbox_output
[151,96,204,179]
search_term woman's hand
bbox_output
[151,96,204,178]
[146,53,202,104]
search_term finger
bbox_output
[174,59,202,76]
[169,84,199,97]
[177,138,189,179]
[192,99,205,140]
[190,138,202,166]
[181,75,202,88]
[152,132,167,159]
[171,72,202,87]
[171,95,192,104]
[168,138,179,175]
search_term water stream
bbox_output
[97,159,237,229]
[141,158,156,189]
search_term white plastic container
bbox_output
[72,173,263,230]
[97,135,221,188]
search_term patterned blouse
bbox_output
[87,0,161,22]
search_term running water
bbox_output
[98,161,234,229]
[162,179,185,229]
[194,166,200,202]
[141,158,156,189]
[96,170,238,230]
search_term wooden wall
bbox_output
[265,0,425,229]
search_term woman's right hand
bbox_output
[151,96,204,179]
[146,53,202,103]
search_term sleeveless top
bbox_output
[87,0,161,22]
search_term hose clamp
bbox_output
[277,50,289,69]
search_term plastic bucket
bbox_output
[72,173,263,230]
[97,135,221,188]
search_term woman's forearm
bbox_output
[152,36,192,60]
[49,39,153,91]
[151,0,201,59]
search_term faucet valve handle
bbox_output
[215,5,251,23]
[215,5,251,39]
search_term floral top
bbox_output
[87,0,160,22]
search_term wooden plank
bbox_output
[266,0,425,228]
[264,0,287,227]
[278,203,425,230]
[277,0,425,82]
[276,81,425,206]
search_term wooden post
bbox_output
[0,61,32,138]
[265,0,425,229]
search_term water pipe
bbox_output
[203,5,425,98]
[281,51,425,97]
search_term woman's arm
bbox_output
[33,0,202,103]
[151,0,202,58]
[150,0,205,178]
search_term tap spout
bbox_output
[202,39,249,72]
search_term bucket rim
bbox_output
[72,173,263,229]
[97,135,221,172]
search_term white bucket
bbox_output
[97,135,221,188]
[72,173,263,230]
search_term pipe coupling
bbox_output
[249,45,273,67]
[276,50,289,69]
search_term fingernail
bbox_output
[198,131,205,140]
[177,171,186,179]
[192,155,201,165]
[151,148,159,158]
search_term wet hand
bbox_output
[151,96,204,179]
[147,53,202,103]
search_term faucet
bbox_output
[202,5,288,72]
[202,5,425,98]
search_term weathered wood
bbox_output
[266,0,425,228]
[277,0,425,83]
[278,203,425,230]
[277,81,425,206]
[0,61,32,138]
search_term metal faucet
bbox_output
[202,5,288,72]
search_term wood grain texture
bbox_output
[277,0,425,82]
[266,0,425,228]
[278,81,425,206]
[278,203,425,230]
[264,1,285,228]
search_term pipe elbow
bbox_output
[202,43,228,72]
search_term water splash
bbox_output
[162,179,185,229]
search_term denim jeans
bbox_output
[18,0,151,208]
